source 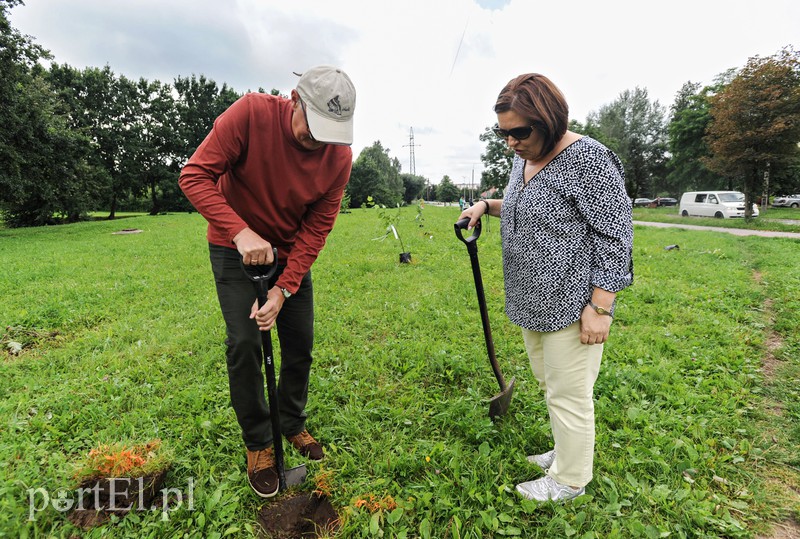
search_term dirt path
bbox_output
[634,220,800,239]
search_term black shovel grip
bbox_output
[240,248,279,303]
[454,217,481,245]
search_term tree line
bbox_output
[2,0,798,227]
[1,1,253,226]
[479,48,800,216]
[0,0,439,226]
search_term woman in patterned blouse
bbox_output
[459,73,633,503]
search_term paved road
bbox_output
[634,220,800,239]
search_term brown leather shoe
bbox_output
[286,430,324,461]
[246,447,279,498]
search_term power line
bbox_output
[449,17,469,77]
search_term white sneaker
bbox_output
[516,475,585,502]
[526,449,555,471]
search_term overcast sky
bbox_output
[9,0,800,185]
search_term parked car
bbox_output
[633,198,653,207]
[655,197,678,207]
[772,194,800,208]
[679,191,759,219]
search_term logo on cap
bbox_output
[328,96,343,116]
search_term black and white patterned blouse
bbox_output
[500,136,633,332]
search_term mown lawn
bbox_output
[1,205,798,538]
[632,206,800,232]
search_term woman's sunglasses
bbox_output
[492,124,535,140]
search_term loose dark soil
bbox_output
[258,492,340,539]
[67,470,169,529]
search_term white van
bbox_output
[679,191,759,219]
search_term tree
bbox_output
[132,77,182,214]
[478,126,513,192]
[0,0,42,188]
[348,141,403,207]
[172,75,241,212]
[0,1,93,226]
[400,173,427,203]
[0,74,95,226]
[665,81,726,195]
[705,47,800,217]
[173,74,240,164]
[69,67,142,218]
[47,64,147,218]
[586,87,668,199]
[435,175,460,203]
[568,119,618,153]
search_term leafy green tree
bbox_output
[47,64,143,218]
[586,87,668,199]
[666,82,715,192]
[568,119,618,152]
[348,141,402,207]
[173,74,241,163]
[132,77,182,214]
[768,160,800,196]
[665,81,726,195]
[400,173,426,203]
[103,73,142,218]
[705,47,800,217]
[435,175,460,202]
[0,0,40,184]
[1,75,95,226]
[0,1,93,226]
[478,126,513,192]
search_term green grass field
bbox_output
[632,205,800,232]
[1,206,799,538]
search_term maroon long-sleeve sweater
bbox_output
[179,93,352,293]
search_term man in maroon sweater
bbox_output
[179,65,356,498]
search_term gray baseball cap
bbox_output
[295,65,356,145]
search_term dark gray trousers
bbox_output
[209,243,314,451]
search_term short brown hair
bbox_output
[494,73,569,159]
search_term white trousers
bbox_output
[522,321,603,487]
